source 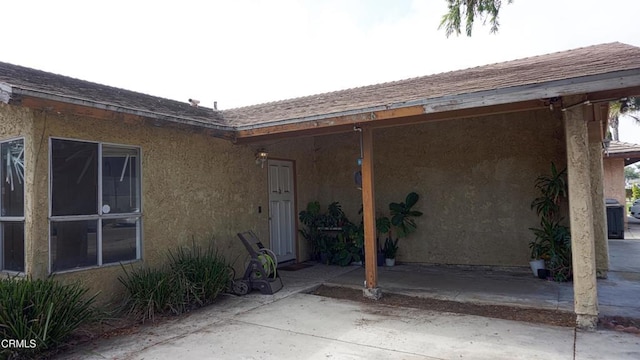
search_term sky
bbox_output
[2,0,640,141]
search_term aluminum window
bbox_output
[1,138,25,272]
[49,138,141,272]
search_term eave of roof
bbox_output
[3,84,234,133]
[605,140,640,165]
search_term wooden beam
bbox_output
[592,103,609,138]
[586,107,601,144]
[234,123,357,144]
[234,99,547,144]
[586,86,640,103]
[361,126,380,299]
[367,99,546,130]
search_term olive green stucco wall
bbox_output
[311,109,567,267]
[1,102,569,302]
[0,103,38,276]
[0,104,317,302]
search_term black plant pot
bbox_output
[537,269,550,279]
[377,251,385,266]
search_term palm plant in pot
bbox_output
[529,163,572,280]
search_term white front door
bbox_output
[268,159,296,263]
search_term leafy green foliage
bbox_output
[624,165,640,181]
[167,244,230,307]
[531,163,567,219]
[299,193,423,265]
[609,97,640,141]
[376,216,392,236]
[299,201,356,263]
[382,238,399,259]
[529,163,572,281]
[118,266,183,322]
[119,243,230,323]
[633,184,640,202]
[390,192,423,238]
[439,0,513,37]
[0,277,98,359]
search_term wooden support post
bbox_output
[361,126,381,300]
[563,96,599,330]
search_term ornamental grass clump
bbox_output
[119,242,230,323]
[118,266,184,322]
[0,276,98,359]
[167,244,230,307]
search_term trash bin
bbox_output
[605,199,624,239]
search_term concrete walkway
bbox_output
[57,262,640,359]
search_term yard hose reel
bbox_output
[230,231,284,296]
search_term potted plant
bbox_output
[376,216,392,266]
[529,163,572,281]
[299,201,350,262]
[528,233,549,277]
[382,238,398,266]
[385,192,423,263]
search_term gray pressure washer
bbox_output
[229,231,283,295]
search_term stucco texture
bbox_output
[1,102,586,302]
[311,109,567,267]
[603,157,626,206]
[14,107,319,302]
[0,103,39,276]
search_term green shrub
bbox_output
[119,243,230,322]
[118,266,184,322]
[633,184,640,201]
[167,244,231,307]
[0,276,98,359]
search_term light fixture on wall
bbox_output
[255,149,268,168]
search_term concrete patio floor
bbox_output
[56,229,640,359]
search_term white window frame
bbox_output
[0,137,25,273]
[48,137,142,273]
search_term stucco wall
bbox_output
[0,103,39,276]
[312,109,567,267]
[0,101,572,300]
[7,106,313,303]
[603,157,625,205]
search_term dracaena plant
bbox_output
[528,163,572,281]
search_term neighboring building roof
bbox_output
[1,42,640,141]
[606,140,640,166]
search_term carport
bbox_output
[226,42,640,330]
